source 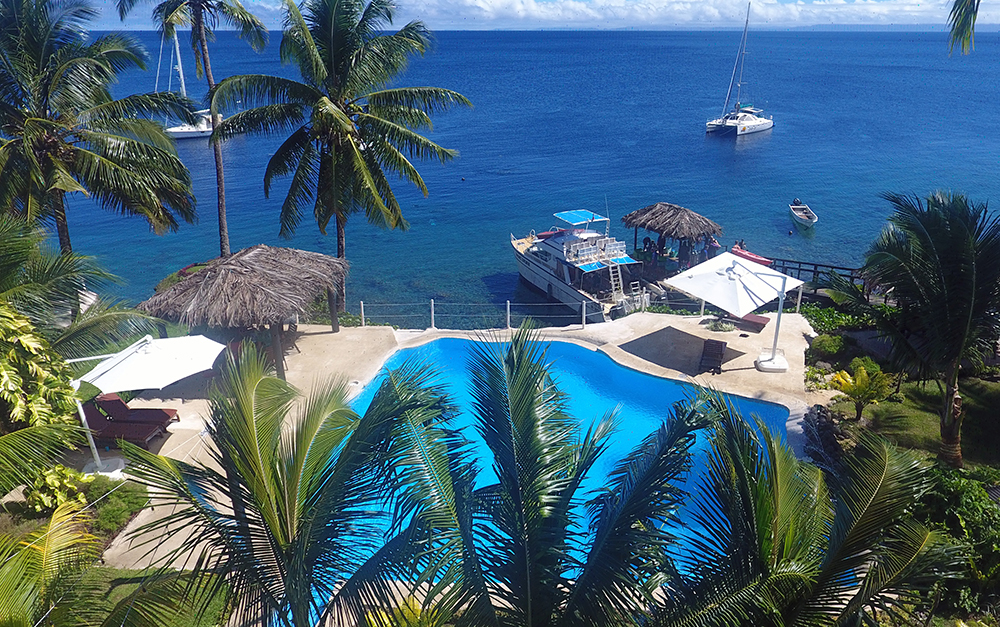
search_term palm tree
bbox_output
[0,502,100,624]
[121,343,461,626]
[210,0,470,305]
[948,0,981,53]
[0,0,197,254]
[659,406,964,627]
[115,0,268,258]
[0,215,158,360]
[826,191,1000,468]
[830,365,894,421]
[386,327,714,627]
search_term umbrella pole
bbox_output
[74,397,103,469]
[769,276,788,361]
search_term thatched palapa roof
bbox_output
[621,202,723,241]
[139,245,348,328]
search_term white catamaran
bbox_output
[706,2,773,136]
[511,210,647,323]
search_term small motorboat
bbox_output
[789,198,818,227]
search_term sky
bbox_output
[100,0,997,31]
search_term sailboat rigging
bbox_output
[160,30,214,140]
[706,2,773,136]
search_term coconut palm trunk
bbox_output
[191,5,230,257]
[51,193,71,254]
[941,364,964,467]
[335,213,346,310]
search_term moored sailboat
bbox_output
[706,2,773,136]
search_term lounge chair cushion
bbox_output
[95,393,178,429]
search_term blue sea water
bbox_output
[349,337,789,490]
[75,30,1000,312]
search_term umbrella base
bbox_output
[83,457,127,477]
[755,349,788,373]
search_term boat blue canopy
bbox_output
[554,210,608,226]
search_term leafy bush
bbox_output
[23,465,93,512]
[646,305,703,316]
[915,465,1000,615]
[810,334,844,357]
[848,356,882,376]
[84,476,148,540]
[886,391,905,403]
[707,319,736,332]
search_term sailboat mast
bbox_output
[721,2,751,116]
[734,2,750,107]
[171,30,188,98]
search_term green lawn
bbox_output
[832,377,1000,467]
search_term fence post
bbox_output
[430,299,436,329]
[581,301,587,329]
[641,288,646,312]
[360,301,365,327]
[506,300,511,329]
[796,285,804,313]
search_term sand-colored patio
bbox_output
[98,310,824,569]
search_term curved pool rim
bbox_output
[355,329,809,457]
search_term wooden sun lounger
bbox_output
[699,339,727,375]
[95,393,178,430]
[82,402,164,449]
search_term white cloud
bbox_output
[95,0,997,30]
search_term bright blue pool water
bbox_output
[351,338,789,491]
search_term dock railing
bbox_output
[345,299,609,331]
[767,257,862,291]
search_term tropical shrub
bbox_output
[23,464,93,513]
[810,333,844,358]
[915,465,1000,615]
[0,302,79,433]
[849,355,882,376]
[830,365,894,420]
[707,319,736,332]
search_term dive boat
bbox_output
[789,198,818,227]
[511,210,647,323]
[706,3,773,136]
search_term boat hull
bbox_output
[512,243,606,323]
[736,117,774,135]
[789,204,818,227]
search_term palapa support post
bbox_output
[581,301,587,328]
[430,299,436,329]
[327,288,340,333]
[270,323,285,380]
[796,285,803,313]
[700,299,705,316]
[506,300,511,329]
[360,301,365,327]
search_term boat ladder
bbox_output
[609,263,625,302]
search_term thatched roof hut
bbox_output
[139,245,348,328]
[622,202,723,241]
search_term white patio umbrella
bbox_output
[664,252,804,372]
[69,335,226,472]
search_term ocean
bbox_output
[76,30,1000,320]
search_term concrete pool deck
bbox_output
[99,311,829,569]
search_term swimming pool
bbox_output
[351,337,789,490]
